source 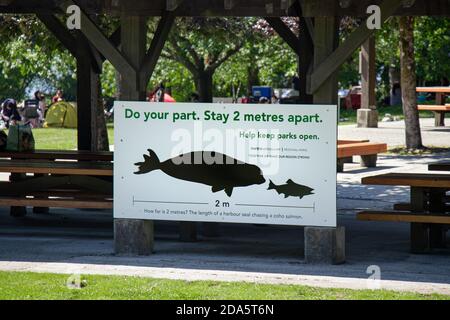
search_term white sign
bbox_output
[114,102,337,227]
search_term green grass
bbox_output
[339,104,444,125]
[0,271,448,300]
[387,146,450,155]
[30,126,114,150]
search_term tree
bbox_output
[0,15,111,151]
[161,18,253,102]
[414,17,450,86]
[399,16,423,150]
[0,15,77,100]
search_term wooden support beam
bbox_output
[292,0,314,43]
[37,14,77,56]
[264,17,299,53]
[224,0,235,10]
[291,1,314,103]
[120,15,148,100]
[313,17,339,104]
[140,11,175,88]
[109,27,121,48]
[0,0,15,5]
[339,0,353,8]
[360,36,376,109]
[265,15,314,103]
[298,17,314,103]
[166,0,182,11]
[60,0,137,80]
[75,32,101,151]
[309,0,403,94]
[37,13,97,151]
[86,27,121,68]
[280,0,294,11]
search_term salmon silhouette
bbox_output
[268,179,314,199]
[134,149,266,197]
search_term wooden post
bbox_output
[429,189,447,249]
[114,16,156,255]
[120,15,147,100]
[76,35,95,151]
[312,17,338,104]
[357,36,378,128]
[305,17,345,264]
[410,187,430,253]
[265,14,313,104]
[298,17,314,104]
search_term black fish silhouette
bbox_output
[134,149,266,197]
[268,179,314,199]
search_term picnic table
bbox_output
[416,87,450,127]
[0,151,113,216]
[337,140,387,172]
[359,172,450,253]
[428,161,450,172]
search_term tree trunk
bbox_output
[195,71,213,103]
[399,16,423,150]
[246,66,259,96]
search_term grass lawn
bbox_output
[31,125,114,150]
[339,104,439,125]
[0,271,448,300]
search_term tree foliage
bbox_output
[0,14,449,105]
[0,15,77,101]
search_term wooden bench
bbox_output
[0,159,113,216]
[361,172,450,253]
[362,172,450,188]
[417,105,450,127]
[393,202,450,212]
[357,211,450,253]
[337,139,369,145]
[0,150,113,162]
[337,142,387,172]
[358,211,450,224]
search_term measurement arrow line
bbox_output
[133,199,209,205]
[235,203,315,210]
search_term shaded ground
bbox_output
[0,120,449,295]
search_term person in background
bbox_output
[148,83,166,102]
[271,93,279,104]
[1,99,21,128]
[259,96,270,104]
[23,91,46,127]
[35,90,47,120]
[52,89,64,104]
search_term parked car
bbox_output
[344,86,362,110]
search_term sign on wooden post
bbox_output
[114,102,337,227]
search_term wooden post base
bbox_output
[337,157,352,172]
[411,223,447,253]
[434,112,445,127]
[360,154,377,168]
